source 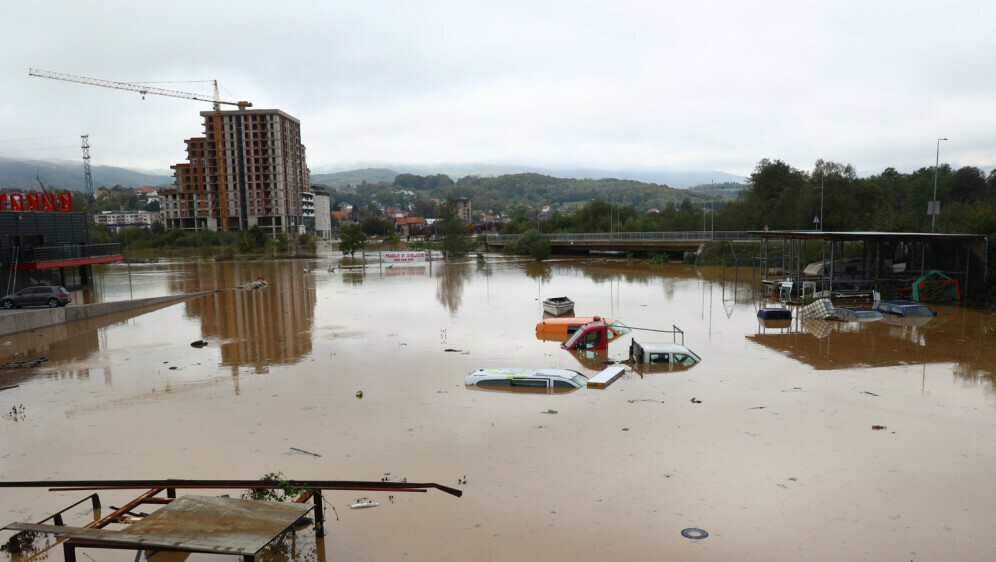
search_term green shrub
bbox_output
[528,238,552,261]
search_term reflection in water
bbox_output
[748,307,996,385]
[183,262,316,375]
[435,261,473,313]
[522,261,552,283]
[4,258,996,562]
[385,265,427,278]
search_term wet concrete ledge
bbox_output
[0,291,215,336]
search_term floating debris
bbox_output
[542,409,558,414]
[862,391,880,397]
[236,279,269,290]
[458,476,467,485]
[0,385,19,392]
[872,425,887,430]
[3,404,26,422]
[749,406,766,410]
[690,398,702,404]
[443,349,462,353]
[290,447,321,457]
[350,498,379,509]
[1,530,40,554]
[355,391,363,399]
[190,340,208,348]
[0,358,48,369]
[681,528,709,539]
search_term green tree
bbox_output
[361,216,392,236]
[339,224,367,256]
[247,226,267,248]
[413,198,436,218]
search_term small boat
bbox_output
[542,296,575,316]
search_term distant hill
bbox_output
[0,158,173,191]
[315,162,744,188]
[687,181,749,200]
[310,168,398,187]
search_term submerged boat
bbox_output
[542,296,575,316]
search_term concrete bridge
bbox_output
[485,231,759,257]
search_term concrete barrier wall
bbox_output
[0,291,215,337]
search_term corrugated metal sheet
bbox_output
[6,495,312,556]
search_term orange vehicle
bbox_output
[534,316,632,350]
[535,316,630,336]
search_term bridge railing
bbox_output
[486,231,759,243]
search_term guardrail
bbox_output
[486,231,759,243]
[6,243,123,263]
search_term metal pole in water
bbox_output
[124,228,133,299]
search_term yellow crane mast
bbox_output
[29,68,252,232]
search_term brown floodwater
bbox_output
[2,249,995,561]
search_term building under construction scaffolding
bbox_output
[164,109,310,237]
[724,230,988,300]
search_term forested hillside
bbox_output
[342,172,720,215]
[0,157,172,190]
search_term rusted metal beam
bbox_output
[0,479,462,497]
[49,485,429,494]
[88,488,163,529]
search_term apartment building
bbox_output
[94,210,154,231]
[312,186,332,239]
[456,197,472,222]
[165,109,310,237]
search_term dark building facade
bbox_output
[0,211,123,292]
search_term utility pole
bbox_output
[930,137,948,232]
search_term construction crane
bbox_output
[29,68,252,231]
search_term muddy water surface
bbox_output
[2,253,995,561]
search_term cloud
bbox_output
[3,0,994,178]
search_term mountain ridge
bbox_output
[0,157,173,191]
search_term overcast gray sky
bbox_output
[2,0,993,179]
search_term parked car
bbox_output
[1,286,71,309]
[874,300,935,318]
[465,368,588,394]
[835,306,884,322]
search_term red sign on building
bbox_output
[0,192,74,212]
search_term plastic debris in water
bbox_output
[681,528,709,539]
[350,498,379,509]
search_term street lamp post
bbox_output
[930,137,948,233]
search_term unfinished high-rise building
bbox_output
[163,109,310,236]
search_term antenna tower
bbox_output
[81,134,93,199]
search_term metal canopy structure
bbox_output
[7,496,312,561]
[1,479,462,561]
[747,230,988,300]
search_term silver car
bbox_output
[1,286,72,309]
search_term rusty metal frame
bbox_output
[2,479,461,561]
